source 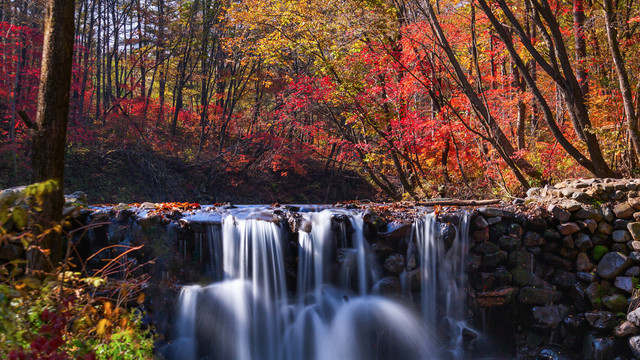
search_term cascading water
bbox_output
[168,208,473,360]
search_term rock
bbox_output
[405,268,422,292]
[383,254,405,274]
[468,253,482,272]
[564,314,587,331]
[629,335,640,358]
[583,335,616,360]
[572,191,591,202]
[511,267,546,287]
[473,273,495,290]
[627,266,640,276]
[557,222,581,236]
[603,294,629,313]
[613,230,631,243]
[536,348,573,360]
[586,283,606,307]
[532,305,569,329]
[629,308,640,326]
[584,219,599,234]
[551,270,577,288]
[577,252,595,272]
[612,243,630,255]
[577,272,597,283]
[476,287,518,307]
[558,247,579,259]
[548,204,571,222]
[614,219,631,230]
[494,266,512,286]
[474,216,489,229]
[508,250,533,269]
[559,200,583,211]
[597,222,613,235]
[631,252,640,263]
[630,197,640,210]
[543,253,573,271]
[479,207,506,217]
[631,241,640,252]
[574,233,594,251]
[509,223,524,238]
[524,231,545,247]
[561,235,574,248]
[573,208,603,222]
[498,235,520,251]
[517,286,562,305]
[486,216,501,225]
[597,252,633,280]
[602,206,615,222]
[0,243,25,261]
[543,229,561,242]
[482,251,507,269]
[614,202,635,219]
[614,321,639,337]
[584,311,620,330]
[472,241,500,255]
[628,222,640,240]
[527,187,540,197]
[614,276,635,293]
[473,228,490,243]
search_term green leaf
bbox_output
[11,206,28,230]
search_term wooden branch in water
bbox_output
[416,199,501,206]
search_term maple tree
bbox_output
[3,0,640,201]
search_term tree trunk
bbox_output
[30,0,75,271]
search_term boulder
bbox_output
[597,252,633,280]
[523,231,545,247]
[629,335,640,358]
[574,233,594,251]
[628,222,640,241]
[383,254,405,274]
[532,305,569,329]
[517,286,562,305]
[602,294,628,313]
[557,222,580,236]
[597,222,613,235]
[627,307,640,326]
[613,230,631,243]
[614,202,635,219]
[614,321,639,337]
[577,252,595,272]
[474,216,489,229]
[614,276,635,293]
[548,204,571,222]
[584,311,620,330]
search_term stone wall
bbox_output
[472,178,640,359]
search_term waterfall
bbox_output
[168,208,471,360]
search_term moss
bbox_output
[592,245,609,261]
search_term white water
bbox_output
[169,209,471,360]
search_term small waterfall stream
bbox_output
[168,208,472,359]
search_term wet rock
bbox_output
[511,267,546,287]
[474,215,489,229]
[498,235,520,251]
[577,272,597,283]
[584,311,619,330]
[603,294,629,313]
[472,241,500,255]
[536,347,573,360]
[383,254,405,274]
[374,276,401,295]
[564,314,587,331]
[628,222,640,241]
[473,272,495,290]
[614,321,639,337]
[479,207,506,217]
[486,216,501,225]
[494,266,512,286]
[543,253,573,271]
[586,283,606,307]
[524,231,545,247]
[517,286,562,305]
[614,202,635,219]
[551,270,577,288]
[532,305,569,329]
[482,251,507,269]
[508,250,533,269]
[597,252,633,280]
[467,253,482,272]
[548,204,571,222]
[570,282,591,310]
[557,222,581,236]
[509,223,524,238]
[574,233,594,251]
[614,276,635,293]
[473,227,490,243]
[405,268,422,292]
[583,334,616,360]
[476,287,518,307]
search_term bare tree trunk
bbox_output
[30,0,75,271]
